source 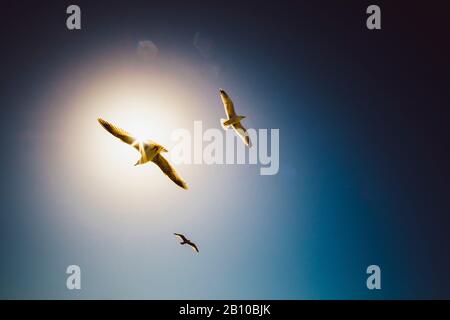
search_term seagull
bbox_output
[219,89,252,147]
[97,118,188,189]
[174,233,199,253]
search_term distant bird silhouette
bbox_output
[219,89,252,147]
[174,233,199,253]
[97,118,188,189]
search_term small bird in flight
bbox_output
[174,233,199,253]
[219,89,252,147]
[97,118,188,189]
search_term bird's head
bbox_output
[150,143,168,153]
[159,145,168,153]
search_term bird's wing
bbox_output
[189,242,199,253]
[232,122,252,147]
[98,118,137,146]
[220,89,237,118]
[174,233,188,242]
[152,154,188,189]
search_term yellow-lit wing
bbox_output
[152,154,188,189]
[233,122,252,147]
[98,118,137,147]
[220,89,236,118]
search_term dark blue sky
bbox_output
[0,0,449,299]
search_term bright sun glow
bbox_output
[34,55,208,223]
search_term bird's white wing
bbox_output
[152,154,188,189]
[232,122,252,147]
[98,118,138,149]
[220,89,236,118]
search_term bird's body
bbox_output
[219,89,252,147]
[97,118,188,189]
[174,233,199,253]
[133,142,167,165]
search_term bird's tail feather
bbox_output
[220,118,229,130]
[134,157,146,166]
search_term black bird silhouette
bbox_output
[174,233,199,253]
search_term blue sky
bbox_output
[1,1,449,299]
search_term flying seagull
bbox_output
[97,118,188,189]
[219,89,252,147]
[174,233,199,253]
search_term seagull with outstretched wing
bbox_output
[98,118,188,189]
[219,89,252,147]
[174,233,199,253]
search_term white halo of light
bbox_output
[31,50,222,234]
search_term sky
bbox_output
[0,0,449,299]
